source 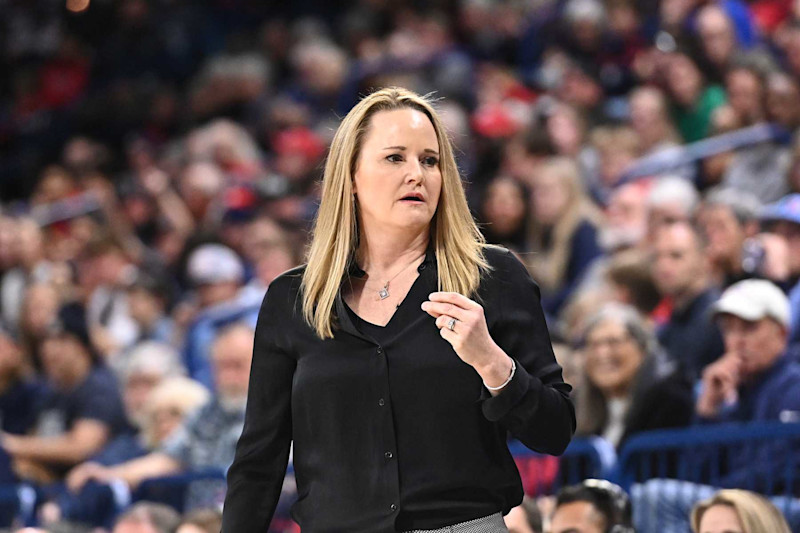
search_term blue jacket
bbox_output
[698,355,800,492]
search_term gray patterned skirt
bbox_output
[401,512,508,533]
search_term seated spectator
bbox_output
[575,304,693,449]
[628,87,694,181]
[759,194,800,354]
[645,176,699,244]
[181,243,257,389]
[124,271,177,349]
[41,376,209,529]
[589,125,641,203]
[525,156,604,316]
[696,279,800,489]
[633,280,800,532]
[697,187,761,288]
[114,341,184,430]
[549,479,634,533]
[0,309,128,484]
[0,325,40,437]
[598,181,651,254]
[665,52,727,143]
[66,323,254,507]
[652,222,725,379]
[691,489,791,533]
[504,497,543,533]
[605,249,662,319]
[112,502,181,533]
[479,175,529,252]
[177,508,223,533]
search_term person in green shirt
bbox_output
[666,52,728,142]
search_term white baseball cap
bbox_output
[187,244,244,286]
[711,279,790,328]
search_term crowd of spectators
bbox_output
[4,0,800,530]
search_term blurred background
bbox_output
[2,0,800,531]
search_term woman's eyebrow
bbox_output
[382,145,439,155]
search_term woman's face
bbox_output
[584,319,644,397]
[483,177,526,236]
[353,108,442,236]
[531,170,570,225]
[698,504,743,533]
[668,55,702,106]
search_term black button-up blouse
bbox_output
[221,245,575,533]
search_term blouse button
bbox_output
[376,347,383,355]
[384,451,393,459]
[390,503,397,512]
[378,398,385,407]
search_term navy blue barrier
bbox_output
[0,483,36,529]
[508,437,617,495]
[132,468,227,513]
[616,422,800,532]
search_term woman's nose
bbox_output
[405,160,424,183]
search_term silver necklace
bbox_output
[356,252,425,301]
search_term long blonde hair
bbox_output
[691,489,791,533]
[526,156,602,291]
[301,87,490,339]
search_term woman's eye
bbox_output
[422,156,439,167]
[387,154,403,162]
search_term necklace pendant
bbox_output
[378,285,389,300]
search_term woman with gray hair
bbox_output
[574,303,693,449]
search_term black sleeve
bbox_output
[221,282,296,532]
[479,249,576,455]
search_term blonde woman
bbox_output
[221,87,575,532]
[525,156,604,316]
[691,489,791,533]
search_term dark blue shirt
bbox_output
[34,366,129,442]
[657,288,725,380]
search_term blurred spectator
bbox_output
[0,218,52,335]
[0,326,41,444]
[665,52,727,143]
[123,271,177,349]
[759,194,800,352]
[239,216,299,303]
[696,5,740,82]
[575,304,693,449]
[696,280,800,487]
[645,176,700,242]
[690,489,792,533]
[66,323,254,503]
[1,309,128,483]
[628,86,695,181]
[765,72,800,130]
[525,157,604,316]
[181,244,254,388]
[605,249,662,318]
[652,222,725,378]
[549,479,633,533]
[79,237,140,359]
[116,341,184,432]
[41,376,208,529]
[177,508,223,533]
[598,181,651,253]
[504,497,543,533]
[697,187,762,288]
[479,175,529,251]
[590,125,641,203]
[721,60,791,203]
[112,502,181,533]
